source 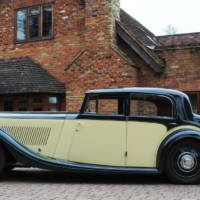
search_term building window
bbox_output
[32,96,43,103]
[49,96,57,104]
[48,107,58,112]
[0,94,64,112]
[4,101,14,111]
[33,107,43,111]
[16,4,53,42]
[19,108,28,111]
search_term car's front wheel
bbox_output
[165,140,200,184]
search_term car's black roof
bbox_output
[86,87,188,98]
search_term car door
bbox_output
[126,93,176,168]
[68,94,127,167]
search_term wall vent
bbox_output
[1,126,51,146]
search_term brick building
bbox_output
[0,0,200,113]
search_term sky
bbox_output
[121,0,200,36]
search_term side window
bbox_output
[85,95,125,115]
[131,99,157,117]
[98,98,119,115]
[86,99,97,113]
[130,94,174,118]
[186,93,198,113]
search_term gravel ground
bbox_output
[0,168,199,200]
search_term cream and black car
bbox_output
[0,88,200,184]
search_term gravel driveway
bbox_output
[0,168,199,200]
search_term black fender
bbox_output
[157,129,200,172]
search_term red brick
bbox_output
[0,0,138,112]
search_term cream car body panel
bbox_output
[54,120,78,160]
[0,118,65,157]
[68,120,126,166]
[127,122,167,167]
[167,125,200,135]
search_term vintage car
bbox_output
[0,87,200,184]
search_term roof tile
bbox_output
[158,33,200,47]
[0,57,65,94]
[118,10,164,72]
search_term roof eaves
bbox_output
[116,21,164,73]
[120,10,161,47]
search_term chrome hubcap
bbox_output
[177,152,197,172]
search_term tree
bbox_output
[164,25,178,35]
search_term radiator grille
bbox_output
[0,126,51,146]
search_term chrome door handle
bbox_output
[169,122,178,126]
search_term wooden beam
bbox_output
[116,23,164,73]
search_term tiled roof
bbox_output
[120,10,160,47]
[0,57,65,94]
[118,10,164,72]
[158,32,200,47]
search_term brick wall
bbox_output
[138,34,200,92]
[0,0,84,83]
[65,47,138,111]
[139,46,200,93]
[0,0,138,112]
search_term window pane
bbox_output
[131,99,158,117]
[49,107,58,112]
[98,98,118,115]
[19,108,27,111]
[4,101,13,111]
[85,99,97,113]
[130,95,173,117]
[85,96,124,115]
[188,94,198,113]
[29,7,40,15]
[18,97,28,105]
[33,107,43,111]
[49,97,57,104]
[33,97,43,103]
[29,16,39,38]
[17,10,27,40]
[43,6,53,37]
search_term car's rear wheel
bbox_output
[165,140,200,184]
[0,145,5,175]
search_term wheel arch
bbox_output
[157,129,200,172]
[0,140,17,164]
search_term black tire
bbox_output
[0,145,5,175]
[5,166,14,172]
[165,140,200,184]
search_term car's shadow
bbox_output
[2,168,170,185]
